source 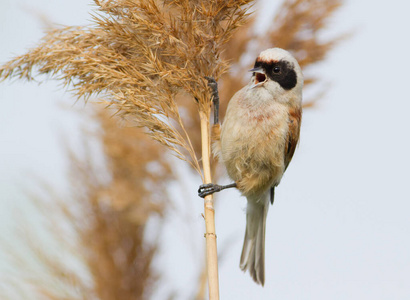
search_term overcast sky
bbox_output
[1,0,410,299]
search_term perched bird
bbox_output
[199,48,303,286]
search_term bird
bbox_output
[199,48,303,286]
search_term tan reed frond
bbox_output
[266,0,344,80]
[5,108,171,300]
[0,0,254,175]
[68,109,171,300]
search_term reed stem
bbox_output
[199,110,219,300]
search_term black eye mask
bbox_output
[253,60,297,90]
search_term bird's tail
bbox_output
[239,189,270,286]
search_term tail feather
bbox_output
[240,190,270,286]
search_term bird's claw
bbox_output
[204,76,220,124]
[205,76,217,90]
[205,77,219,100]
[198,183,222,198]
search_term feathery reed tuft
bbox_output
[2,109,171,300]
[0,0,253,174]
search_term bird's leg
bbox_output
[198,182,237,198]
[205,76,219,125]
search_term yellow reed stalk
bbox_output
[200,110,219,299]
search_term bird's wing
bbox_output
[270,107,301,204]
[284,107,302,171]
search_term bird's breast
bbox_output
[220,94,289,195]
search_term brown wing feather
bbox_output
[284,107,302,171]
[270,107,301,205]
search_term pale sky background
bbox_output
[1,0,410,299]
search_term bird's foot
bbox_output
[205,76,218,95]
[198,182,237,198]
[198,183,223,198]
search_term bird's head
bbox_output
[249,48,303,98]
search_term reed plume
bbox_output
[0,0,252,174]
[0,109,171,300]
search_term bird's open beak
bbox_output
[249,67,267,89]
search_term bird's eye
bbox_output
[273,66,281,73]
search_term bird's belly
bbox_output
[220,114,287,196]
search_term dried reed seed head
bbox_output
[0,0,254,175]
